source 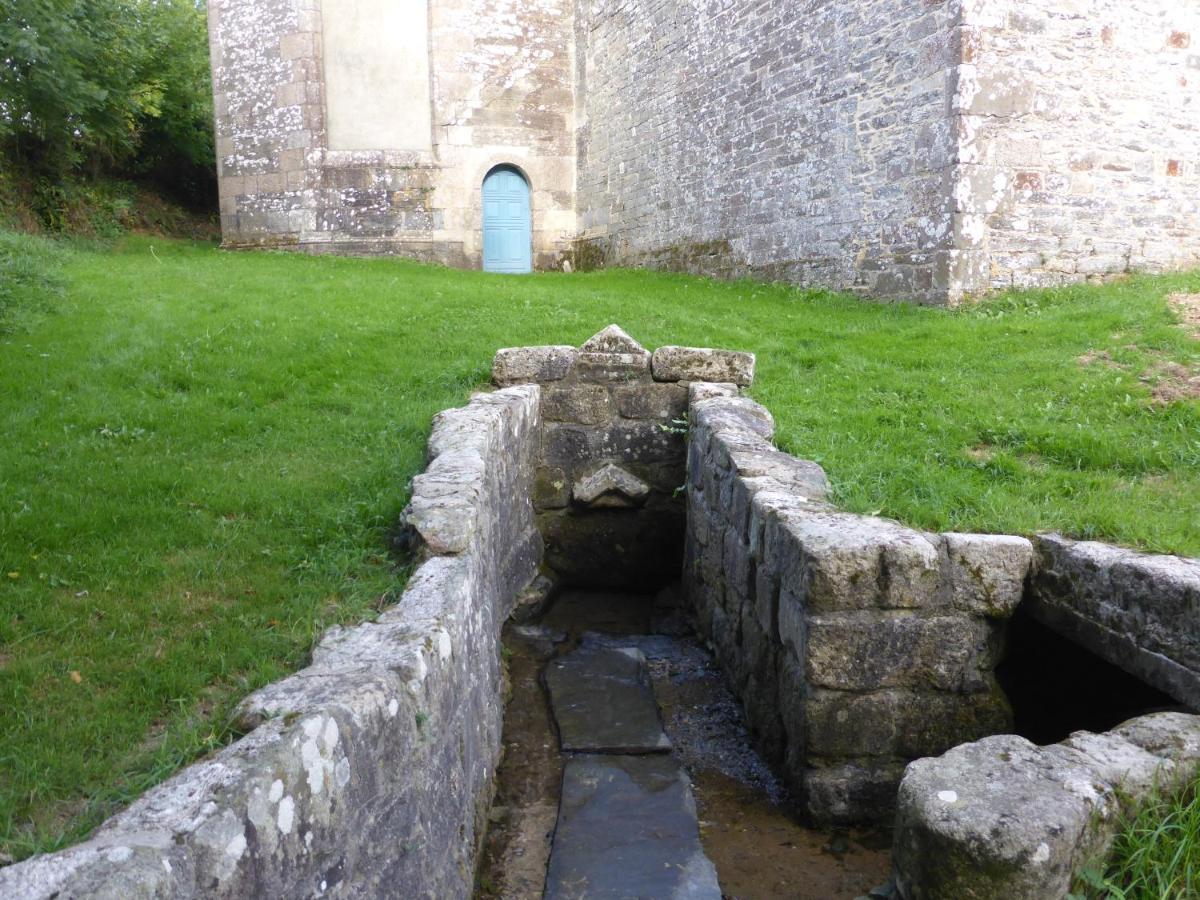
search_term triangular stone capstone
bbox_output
[579,324,647,356]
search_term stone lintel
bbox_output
[653,346,756,386]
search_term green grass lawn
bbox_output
[1,236,1198,860]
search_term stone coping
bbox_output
[492,324,756,388]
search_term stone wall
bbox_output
[0,387,542,899]
[953,1,1200,293]
[1028,534,1200,710]
[208,0,322,247]
[683,389,1032,824]
[574,0,962,302]
[894,712,1200,899]
[492,325,754,589]
[208,0,577,268]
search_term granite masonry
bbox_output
[493,324,754,590]
[209,1,1200,302]
[207,0,576,267]
[683,387,1031,824]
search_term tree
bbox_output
[0,0,214,206]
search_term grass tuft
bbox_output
[0,231,68,332]
[1074,776,1200,899]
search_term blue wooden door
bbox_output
[482,166,532,274]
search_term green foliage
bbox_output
[0,230,67,331]
[0,0,214,211]
[0,241,1197,859]
[1073,776,1200,899]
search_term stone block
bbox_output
[801,760,910,826]
[893,714,1200,900]
[545,755,720,900]
[691,396,775,441]
[572,463,650,508]
[1114,712,1200,779]
[771,510,942,612]
[1029,534,1200,707]
[805,614,998,692]
[941,533,1032,617]
[725,448,829,501]
[653,346,756,386]
[615,383,688,420]
[803,687,1011,759]
[688,382,739,403]
[545,642,671,753]
[406,450,485,554]
[579,324,647,355]
[592,422,685,464]
[534,466,571,509]
[543,383,613,425]
[541,424,591,467]
[572,351,652,383]
[492,346,576,386]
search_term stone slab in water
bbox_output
[545,642,672,753]
[545,754,722,899]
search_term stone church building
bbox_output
[207,0,1199,304]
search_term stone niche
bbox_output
[493,325,754,590]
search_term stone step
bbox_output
[545,641,672,754]
[544,754,722,900]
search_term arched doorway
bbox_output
[482,165,532,274]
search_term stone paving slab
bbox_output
[545,642,672,753]
[544,754,722,900]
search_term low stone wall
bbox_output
[493,325,754,591]
[0,387,542,899]
[894,712,1200,899]
[683,389,1033,824]
[1028,534,1200,710]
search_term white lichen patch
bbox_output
[277,796,295,835]
[105,847,134,863]
[225,832,248,860]
[937,790,959,803]
[322,717,340,751]
[435,628,453,661]
[269,778,285,803]
[301,738,326,796]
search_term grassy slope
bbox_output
[1,237,1197,858]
